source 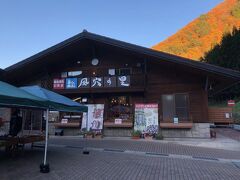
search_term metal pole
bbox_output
[40,108,50,173]
[43,109,49,165]
[83,108,89,154]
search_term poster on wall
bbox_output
[81,104,104,131]
[134,104,158,134]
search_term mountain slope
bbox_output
[152,0,240,60]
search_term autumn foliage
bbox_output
[152,0,240,60]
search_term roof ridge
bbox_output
[4,30,240,79]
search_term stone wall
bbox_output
[160,123,210,138]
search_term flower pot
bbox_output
[94,134,103,139]
[131,136,140,139]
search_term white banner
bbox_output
[81,104,104,131]
[134,104,158,134]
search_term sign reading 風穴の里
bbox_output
[134,104,158,134]
[53,75,130,89]
[81,104,104,131]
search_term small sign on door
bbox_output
[173,117,179,124]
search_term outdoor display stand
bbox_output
[21,85,87,173]
[0,82,87,174]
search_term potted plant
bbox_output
[94,132,103,139]
[131,130,141,139]
[84,130,94,139]
[144,133,153,140]
[155,132,164,140]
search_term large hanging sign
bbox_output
[134,104,158,134]
[53,76,130,90]
[81,104,104,131]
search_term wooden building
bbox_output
[0,69,4,80]
[3,30,240,137]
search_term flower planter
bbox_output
[94,134,103,139]
[131,136,140,140]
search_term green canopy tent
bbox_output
[20,85,87,112]
[20,86,88,173]
[0,81,48,109]
[0,81,87,173]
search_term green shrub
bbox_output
[233,112,240,124]
[131,130,141,137]
[155,132,164,140]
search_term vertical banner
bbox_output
[81,104,104,131]
[134,104,158,134]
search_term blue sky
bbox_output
[0,0,223,69]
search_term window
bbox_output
[116,68,131,76]
[23,110,43,131]
[108,96,133,121]
[175,94,189,121]
[162,94,189,122]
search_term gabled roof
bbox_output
[4,30,240,80]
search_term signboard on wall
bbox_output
[104,77,116,87]
[53,76,130,89]
[66,78,78,89]
[81,104,104,131]
[91,77,103,88]
[53,79,65,89]
[78,78,90,88]
[117,76,130,87]
[115,119,122,124]
[134,104,158,134]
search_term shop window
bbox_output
[108,96,133,121]
[23,110,43,131]
[162,94,189,122]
